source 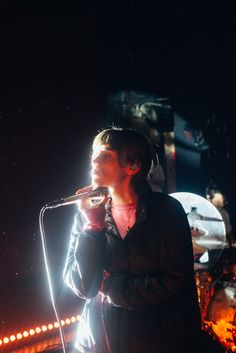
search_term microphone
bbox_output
[45,187,107,208]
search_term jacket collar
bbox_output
[104,183,153,236]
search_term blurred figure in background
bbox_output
[206,182,235,248]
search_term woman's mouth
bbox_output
[91,168,102,176]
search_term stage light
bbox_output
[0,315,80,347]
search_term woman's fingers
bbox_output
[75,185,93,195]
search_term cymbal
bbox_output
[170,192,226,271]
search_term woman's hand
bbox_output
[76,185,108,231]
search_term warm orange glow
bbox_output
[29,329,35,336]
[0,315,80,347]
[204,320,236,351]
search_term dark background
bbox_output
[1,6,236,289]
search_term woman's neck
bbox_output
[109,185,138,206]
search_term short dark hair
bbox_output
[92,127,157,188]
[206,181,224,200]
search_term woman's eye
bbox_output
[91,153,112,163]
[102,154,111,160]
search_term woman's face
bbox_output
[211,192,225,208]
[90,145,129,188]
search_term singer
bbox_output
[63,127,202,353]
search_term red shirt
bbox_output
[111,202,136,239]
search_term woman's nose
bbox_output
[91,155,100,165]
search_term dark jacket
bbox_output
[63,189,202,353]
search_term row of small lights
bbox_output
[0,315,80,347]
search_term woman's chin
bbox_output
[91,179,103,188]
[91,176,109,188]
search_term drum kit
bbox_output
[171,193,236,352]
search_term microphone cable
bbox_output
[39,205,67,353]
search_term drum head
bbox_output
[170,192,226,271]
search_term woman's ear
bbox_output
[127,162,141,175]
